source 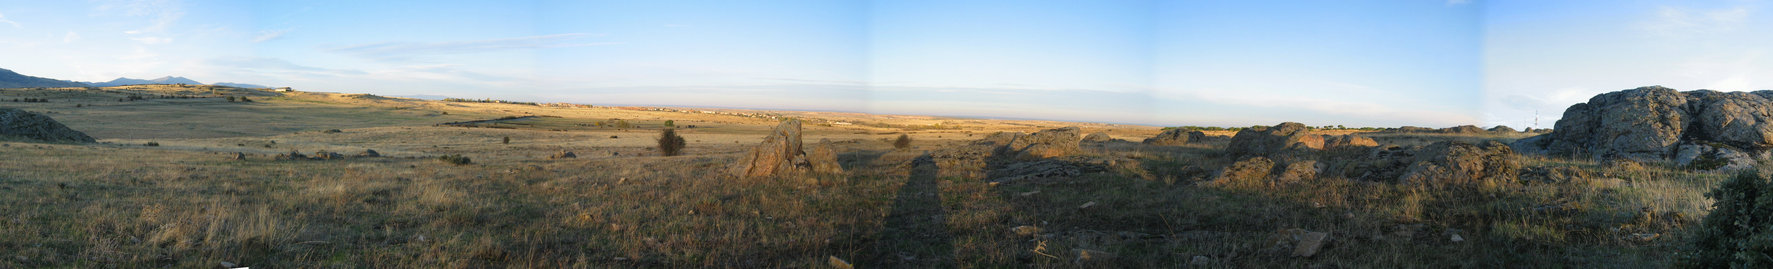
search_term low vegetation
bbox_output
[657,129,686,156]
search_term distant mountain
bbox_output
[212,82,270,89]
[92,76,204,87]
[0,68,89,89]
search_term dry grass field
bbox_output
[0,85,1726,267]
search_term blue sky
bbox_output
[0,0,1765,128]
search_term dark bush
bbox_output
[437,154,473,165]
[1680,172,1773,268]
[503,136,511,144]
[658,129,686,156]
[893,134,912,150]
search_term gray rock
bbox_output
[733,119,805,179]
[1275,160,1323,184]
[1216,157,1276,183]
[1545,86,1691,161]
[0,108,95,143]
[1673,142,1757,171]
[1082,132,1113,142]
[1227,122,1324,157]
[806,139,844,175]
[1142,128,1192,146]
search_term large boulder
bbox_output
[1536,86,1773,169]
[1440,125,1486,134]
[975,127,1082,160]
[0,108,95,143]
[1143,128,1192,146]
[1226,122,1324,157]
[732,119,844,179]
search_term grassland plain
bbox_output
[0,86,1724,267]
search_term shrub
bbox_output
[436,154,473,165]
[658,129,686,156]
[503,136,510,144]
[226,96,237,102]
[144,142,160,147]
[664,120,675,127]
[893,134,912,150]
[1680,172,1773,268]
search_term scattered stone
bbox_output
[1012,225,1042,236]
[550,150,577,159]
[988,159,1094,182]
[1293,232,1329,257]
[0,108,96,143]
[1073,249,1116,264]
[827,256,853,269]
[230,152,247,161]
[1142,128,1194,146]
[1227,122,1323,157]
[220,261,238,268]
[1083,132,1113,142]
[274,151,308,161]
[357,149,381,158]
[1191,255,1212,266]
[1019,190,1040,197]
[1450,233,1465,243]
[312,150,344,160]
[1078,201,1098,210]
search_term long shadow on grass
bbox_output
[867,153,956,267]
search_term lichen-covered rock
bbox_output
[1216,157,1276,183]
[1545,86,1690,161]
[806,139,844,175]
[1082,132,1113,142]
[734,119,805,179]
[1324,135,1378,148]
[1341,141,1519,187]
[1143,128,1192,146]
[732,120,846,179]
[0,108,95,143]
[1274,160,1323,184]
[1535,86,1773,170]
[1226,122,1324,157]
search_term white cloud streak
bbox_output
[0,11,21,28]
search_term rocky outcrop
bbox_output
[1440,125,1486,134]
[974,127,1082,160]
[1526,86,1773,170]
[1082,132,1113,142]
[732,119,844,179]
[1488,125,1518,133]
[1345,141,1519,187]
[0,108,95,143]
[1143,128,1193,146]
[1216,157,1275,183]
[1226,122,1324,157]
[1324,135,1378,148]
[1274,160,1323,184]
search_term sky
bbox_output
[0,0,1765,128]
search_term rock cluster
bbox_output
[1516,86,1773,170]
[928,126,1091,181]
[0,108,95,143]
[731,119,844,179]
[272,149,383,161]
[1344,141,1519,187]
[1226,122,1325,157]
[975,127,1083,160]
[1142,128,1200,146]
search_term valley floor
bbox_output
[0,86,1722,268]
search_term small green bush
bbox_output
[1680,172,1773,268]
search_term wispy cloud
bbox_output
[1642,6,1751,37]
[0,11,21,28]
[95,0,185,33]
[330,33,620,62]
[205,56,366,77]
[252,29,288,43]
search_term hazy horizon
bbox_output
[1,0,1769,128]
